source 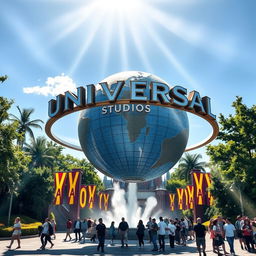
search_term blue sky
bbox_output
[1,0,256,170]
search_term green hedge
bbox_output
[0,215,38,225]
[0,222,41,237]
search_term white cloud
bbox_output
[23,74,77,96]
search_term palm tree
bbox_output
[24,137,54,168]
[176,153,206,183]
[0,75,8,83]
[10,106,44,147]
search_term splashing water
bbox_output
[103,183,157,227]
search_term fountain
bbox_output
[103,182,158,227]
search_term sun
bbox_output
[47,0,219,89]
[95,0,143,16]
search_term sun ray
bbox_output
[148,6,203,44]
[141,12,201,91]
[46,2,98,46]
[100,13,115,78]
[126,16,154,73]
[68,12,105,75]
[147,4,235,60]
[1,8,59,72]
[118,14,129,71]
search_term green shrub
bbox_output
[0,222,41,237]
[0,215,38,226]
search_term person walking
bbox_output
[174,218,181,245]
[50,219,56,240]
[90,220,97,242]
[180,218,187,246]
[64,218,72,241]
[252,217,256,245]
[151,218,158,251]
[73,218,81,242]
[235,215,245,250]
[136,220,145,247]
[96,218,106,253]
[40,218,54,250]
[158,216,167,252]
[146,217,153,243]
[6,217,22,250]
[167,219,176,248]
[184,217,189,240]
[81,218,88,243]
[208,219,218,254]
[213,218,228,256]
[109,221,116,245]
[193,217,207,256]
[242,218,254,252]
[87,218,92,229]
[188,216,194,240]
[224,217,236,255]
[118,217,129,247]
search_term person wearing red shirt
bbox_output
[64,219,72,241]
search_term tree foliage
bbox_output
[0,97,30,197]
[10,106,43,147]
[15,167,54,220]
[0,75,8,83]
[24,137,55,168]
[0,94,104,220]
[175,153,206,183]
[207,97,256,217]
[165,178,186,193]
[54,154,104,191]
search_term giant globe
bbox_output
[78,71,189,182]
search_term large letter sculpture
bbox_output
[79,185,87,208]
[192,172,204,205]
[176,188,185,210]
[54,172,67,205]
[169,193,176,211]
[204,173,213,206]
[186,185,194,209]
[67,171,81,205]
[88,185,96,209]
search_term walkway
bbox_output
[0,233,252,256]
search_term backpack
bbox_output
[48,223,54,236]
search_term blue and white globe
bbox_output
[78,71,189,182]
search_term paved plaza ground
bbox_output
[0,233,253,256]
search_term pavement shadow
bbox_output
[2,243,198,256]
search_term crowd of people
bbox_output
[5,214,256,255]
[60,215,200,254]
[208,215,256,255]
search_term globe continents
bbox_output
[78,71,189,182]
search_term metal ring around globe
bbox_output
[45,100,219,152]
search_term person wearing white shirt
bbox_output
[158,217,167,252]
[40,218,54,250]
[6,217,21,250]
[224,218,236,255]
[166,219,176,248]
